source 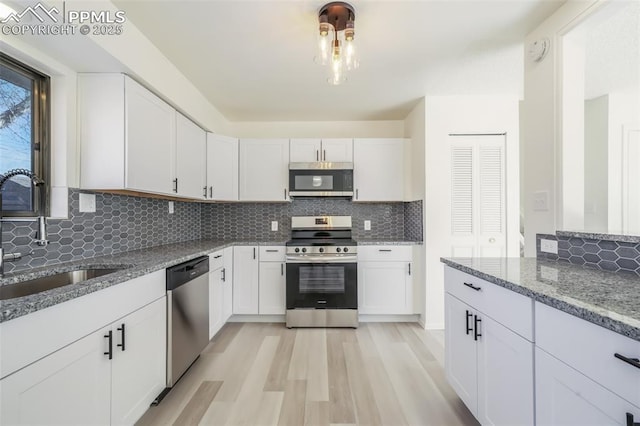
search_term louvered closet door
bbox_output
[450,135,506,258]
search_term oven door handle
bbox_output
[286,256,357,264]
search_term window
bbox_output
[0,53,50,217]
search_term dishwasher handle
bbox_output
[166,256,210,291]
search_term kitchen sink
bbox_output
[0,268,125,301]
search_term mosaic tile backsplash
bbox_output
[536,233,640,277]
[2,190,423,275]
[201,199,423,242]
[2,190,201,274]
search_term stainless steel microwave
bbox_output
[288,162,354,197]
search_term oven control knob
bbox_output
[301,248,307,253]
[319,248,324,253]
[343,247,349,252]
[295,248,300,253]
[336,247,342,253]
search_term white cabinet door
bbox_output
[321,138,353,162]
[175,113,206,199]
[536,347,638,426]
[209,266,224,339]
[0,327,112,426]
[232,246,259,314]
[290,138,321,162]
[358,261,412,314]
[353,138,406,201]
[445,294,478,416]
[111,298,167,425]
[222,247,234,322]
[125,76,176,195]
[258,261,286,315]
[239,139,290,201]
[207,133,239,201]
[477,315,534,426]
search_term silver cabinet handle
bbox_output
[203,186,207,198]
[323,150,326,161]
[266,249,278,253]
[356,188,359,199]
[173,178,178,193]
[221,268,226,282]
[213,254,222,259]
[281,263,284,275]
[316,150,319,161]
[209,186,213,198]
[284,188,287,200]
[379,249,392,252]
[408,263,411,275]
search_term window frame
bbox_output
[0,52,50,218]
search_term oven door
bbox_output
[286,261,357,309]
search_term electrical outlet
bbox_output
[271,221,278,231]
[168,201,174,214]
[540,239,558,254]
[533,191,549,211]
[79,193,96,213]
[364,220,371,231]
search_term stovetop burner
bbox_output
[286,215,357,256]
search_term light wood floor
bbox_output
[136,322,479,426]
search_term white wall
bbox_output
[403,98,426,326]
[424,95,520,329]
[522,0,604,255]
[584,95,609,231]
[228,121,404,139]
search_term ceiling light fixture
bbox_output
[315,2,358,85]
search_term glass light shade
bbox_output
[344,38,358,70]
[315,23,334,65]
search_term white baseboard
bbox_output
[425,322,445,330]
[228,314,285,323]
[358,314,421,323]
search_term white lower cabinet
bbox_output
[233,246,259,314]
[444,266,534,426]
[258,247,286,315]
[358,246,413,315]
[536,347,639,426]
[0,297,166,426]
[209,249,233,338]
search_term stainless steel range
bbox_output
[285,216,358,328]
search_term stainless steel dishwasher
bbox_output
[161,256,209,400]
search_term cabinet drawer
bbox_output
[209,250,224,270]
[259,246,286,262]
[444,267,533,341]
[536,347,639,426]
[536,302,640,407]
[357,245,412,262]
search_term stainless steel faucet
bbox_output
[0,169,49,276]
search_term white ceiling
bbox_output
[110,0,565,122]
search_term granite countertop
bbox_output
[0,240,286,323]
[441,257,640,342]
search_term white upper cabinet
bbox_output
[239,139,290,201]
[353,138,407,201]
[79,73,208,200]
[79,74,175,195]
[206,134,239,201]
[176,113,207,199]
[290,138,353,162]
